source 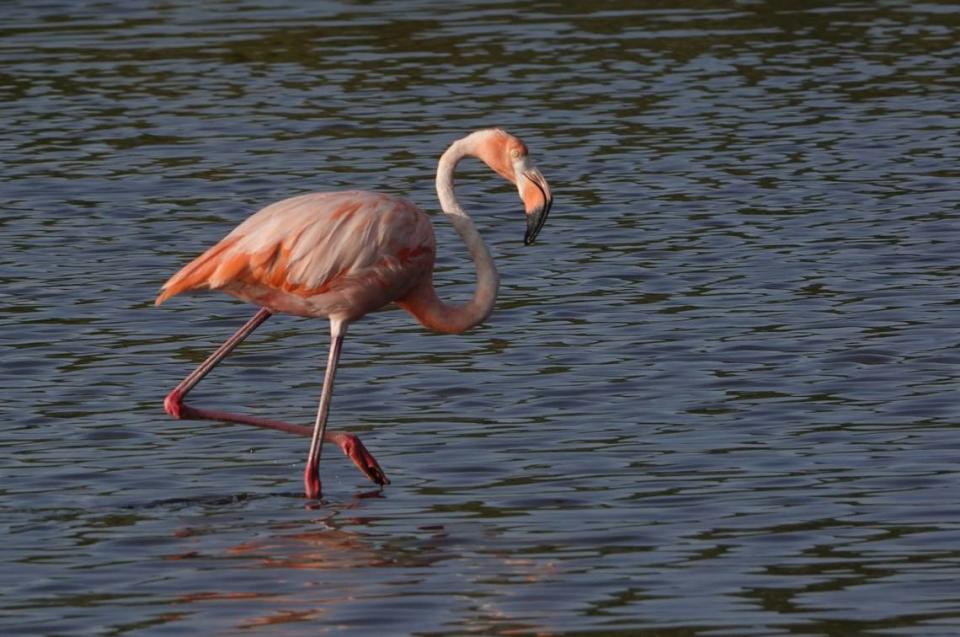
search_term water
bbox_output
[2,1,959,634]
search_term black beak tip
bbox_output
[524,221,539,246]
[523,200,551,246]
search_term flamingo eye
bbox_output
[510,148,521,160]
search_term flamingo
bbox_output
[156,128,553,498]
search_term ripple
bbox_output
[2,1,960,635]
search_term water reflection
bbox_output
[151,493,567,634]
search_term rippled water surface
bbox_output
[3,1,960,635]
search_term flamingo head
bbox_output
[474,129,554,245]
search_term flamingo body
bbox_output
[157,129,553,498]
[157,191,436,322]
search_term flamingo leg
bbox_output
[163,307,273,416]
[303,324,344,499]
[162,309,388,487]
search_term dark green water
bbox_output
[2,1,959,635]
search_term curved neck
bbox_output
[400,137,500,334]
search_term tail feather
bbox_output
[155,237,240,305]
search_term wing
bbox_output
[156,191,435,308]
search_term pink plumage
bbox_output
[157,191,435,321]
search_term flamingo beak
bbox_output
[522,167,553,246]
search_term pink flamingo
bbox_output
[156,129,553,498]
